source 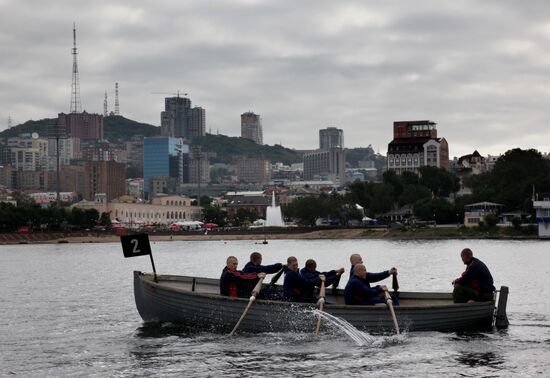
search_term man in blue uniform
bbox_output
[452,248,495,303]
[242,252,283,299]
[344,264,398,305]
[220,256,266,298]
[349,253,363,278]
[283,256,305,301]
[299,259,345,303]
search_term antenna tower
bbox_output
[114,82,120,115]
[103,91,108,117]
[70,23,82,113]
[8,116,13,129]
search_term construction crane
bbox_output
[151,90,188,98]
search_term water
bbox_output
[2,239,550,377]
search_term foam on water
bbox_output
[311,309,405,347]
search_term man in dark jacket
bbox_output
[349,253,363,278]
[220,256,265,298]
[242,252,283,275]
[344,264,398,305]
[283,256,305,301]
[452,248,495,303]
[299,259,344,303]
[242,252,283,298]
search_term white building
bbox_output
[534,199,550,238]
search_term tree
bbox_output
[99,212,112,227]
[398,184,431,207]
[201,204,227,226]
[285,196,328,226]
[413,198,456,224]
[418,166,459,197]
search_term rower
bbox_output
[220,256,265,298]
[283,256,305,302]
[349,253,363,278]
[344,264,398,305]
[242,252,283,275]
[452,248,495,303]
[299,259,344,302]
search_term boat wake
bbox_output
[311,309,406,347]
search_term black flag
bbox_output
[121,234,152,258]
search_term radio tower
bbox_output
[114,82,120,115]
[70,23,82,113]
[103,91,108,117]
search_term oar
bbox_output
[384,288,400,335]
[392,272,399,298]
[229,276,265,336]
[269,267,285,287]
[314,280,326,335]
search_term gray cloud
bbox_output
[1,0,550,157]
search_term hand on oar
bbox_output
[315,277,326,335]
[383,288,400,335]
[229,273,266,337]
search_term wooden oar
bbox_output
[270,267,285,287]
[229,276,265,336]
[384,288,400,335]
[392,272,399,298]
[314,280,326,335]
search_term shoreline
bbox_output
[0,227,542,245]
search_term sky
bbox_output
[1,0,550,157]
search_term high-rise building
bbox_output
[143,137,189,199]
[319,127,344,149]
[84,160,125,201]
[160,96,205,139]
[386,120,449,174]
[241,112,263,144]
[236,157,271,183]
[303,148,346,183]
[8,136,49,171]
[47,137,81,169]
[57,112,103,140]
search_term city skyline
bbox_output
[2,1,550,157]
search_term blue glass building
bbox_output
[143,137,189,199]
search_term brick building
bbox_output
[84,160,125,201]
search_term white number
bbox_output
[131,239,141,254]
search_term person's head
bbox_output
[287,256,298,271]
[305,259,317,272]
[350,253,363,266]
[226,256,238,271]
[461,248,473,265]
[353,264,367,279]
[250,252,262,265]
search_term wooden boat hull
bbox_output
[133,271,502,333]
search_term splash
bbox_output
[311,309,405,347]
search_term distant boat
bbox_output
[132,271,509,333]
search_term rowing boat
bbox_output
[133,271,509,333]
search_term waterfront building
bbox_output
[303,148,345,184]
[319,127,344,149]
[386,120,449,174]
[72,194,201,227]
[463,202,504,227]
[30,192,77,205]
[455,151,487,196]
[241,112,263,144]
[143,137,188,199]
[534,198,550,238]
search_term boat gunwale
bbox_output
[135,271,496,311]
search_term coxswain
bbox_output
[299,259,344,302]
[452,248,495,303]
[344,264,398,305]
[220,256,265,298]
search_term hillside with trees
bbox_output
[192,133,301,165]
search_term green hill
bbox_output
[103,115,160,142]
[0,115,160,143]
[192,134,301,165]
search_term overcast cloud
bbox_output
[1,0,550,157]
